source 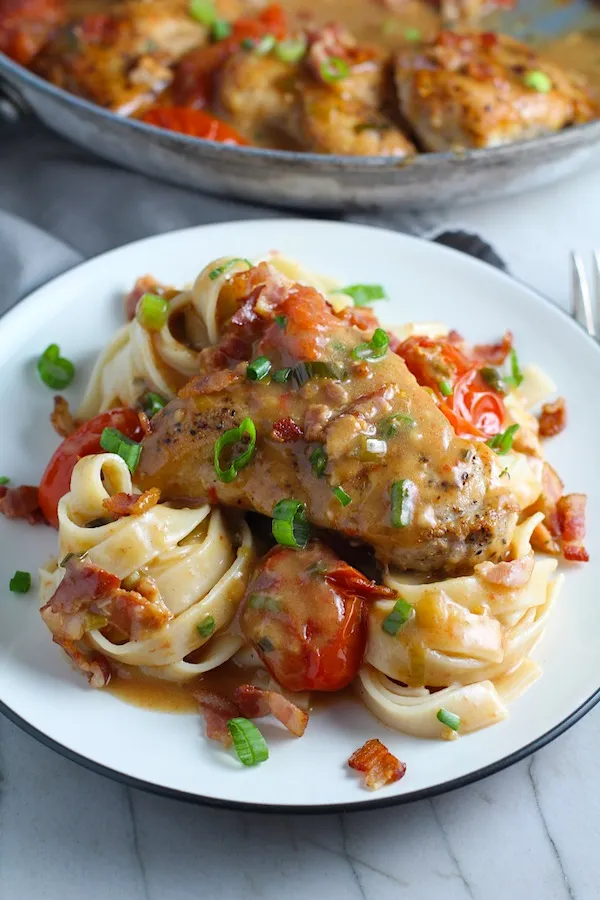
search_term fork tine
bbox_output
[571,252,596,336]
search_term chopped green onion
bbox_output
[320,56,350,83]
[310,445,328,477]
[272,498,310,549]
[208,258,252,280]
[274,314,287,329]
[9,570,31,593]
[292,360,346,385]
[211,18,231,40]
[248,593,279,611]
[189,0,216,24]
[504,348,524,389]
[332,486,352,506]
[438,379,452,397]
[390,479,416,528]
[142,392,167,417]
[257,635,275,652]
[213,417,257,482]
[381,18,397,35]
[227,717,269,766]
[246,356,272,382]
[352,327,390,362]
[100,427,142,473]
[338,284,387,307]
[524,69,552,93]
[487,423,519,455]
[356,435,387,461]
[197,615,215,638]
[404,26,422,41]
[254,33,276,55]
[136,293,169,331]
[37,344,75,390]
[0,476,9,485]
[378,413,415,438]
[382,597,413,635]
[437,708,461,731]
[273,367,292,383]
[275,37,307,63]
[240,37,255,49]
[480,367,506,394]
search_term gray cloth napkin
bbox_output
[0,115,472,315]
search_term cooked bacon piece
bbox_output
[234,684,309,737]
[558,493,589,562]
[51,396,80,438]
[471,331,513,365]
[338,306,380,332]
[271,417,304,443]
[195,690,240,746]
[53,635,111,688]
[325,564,397,600]
[475,553,534,587]
[535,462,564,538]
[348,738,406,790]
[531,521,561,556]
[124,275,169,321]
[137,410,152,437]
[538,397,567,439]
[103,487,161,518]
[41,556,171,644]
[0,484,46,525]
[180,367,242,398]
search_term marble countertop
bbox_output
[2,118,600,900]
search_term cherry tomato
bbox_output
[241,541,395,692]
[142,107,249,145]
[39,408,144,527]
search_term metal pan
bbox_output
[2,43,600,211]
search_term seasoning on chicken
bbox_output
[395,32,600,151]
[135,262,518,573]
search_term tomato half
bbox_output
[142,107,249,145]
[39,408,144,527]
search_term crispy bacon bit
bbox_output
[124,275,167,321]
[531,522,561,556]
[180,368,241,398]
[538,462,564,537]
[194,690,241,746]
[475,553,534,587]
[326,564,397,601]
[271,417,304,443]
[137,410,152,436]
[103,487,161,518]
[339,306,380,332]
[348,738,406,790]
[448,329,464,345]
[558,494,589,562]
[234,685,309,737]
[0,484,46,525]
[471,330,513,365]
[538,398,567,439]
[50,396,79,438]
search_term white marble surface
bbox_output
[2,122,600,899]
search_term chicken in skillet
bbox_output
[395,31,600,151]
[0,0,66,65]
[136,262,518,573]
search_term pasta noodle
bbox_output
[40,453,255,680]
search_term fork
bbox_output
[570,252,599,339]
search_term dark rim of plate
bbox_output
[0,221,598,813]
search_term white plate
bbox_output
[0,219,598,812]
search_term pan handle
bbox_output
[0,75,30,122]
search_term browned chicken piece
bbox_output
[395,31,600,151]
[217,52,297,142]
[136,263,518,574]
[32,0,208,115]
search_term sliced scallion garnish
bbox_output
[480,367,506,393]
[37,344,75,390]
[0,476,9,485]
[197,615,215,638]
[352,327,389,362]
[378,413,415,438]
[100,427,142,473]
[208,258,252,280]
[404,26,422,41]
[227,717,269,766]
[504,348,524,389]
[213,417,257,482]
[246,356,271,381]
[136,293,169,331]
[390,479,416,528]
[437,708,461,731]
[273,367,292,383]
[142,391,167,417]
[257,635,275,652]
[272,498,310,549]
[211,18,231,40]
[332,486,352,506]
[309,445,328,478]
[254,33,276,55]
[189,0,216,25]
[523,69,552,93]
[487,423,519,455]
[338,283,387,307]
[248,593,279,611]
[275,37,307,63]
[292,360,346,385]
[274,314,287,329]
[320,56,350,83]
[438,379,452,397]
[382,597,413,635]
[10,570,31,593]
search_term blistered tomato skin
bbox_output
[241,541,394,692]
